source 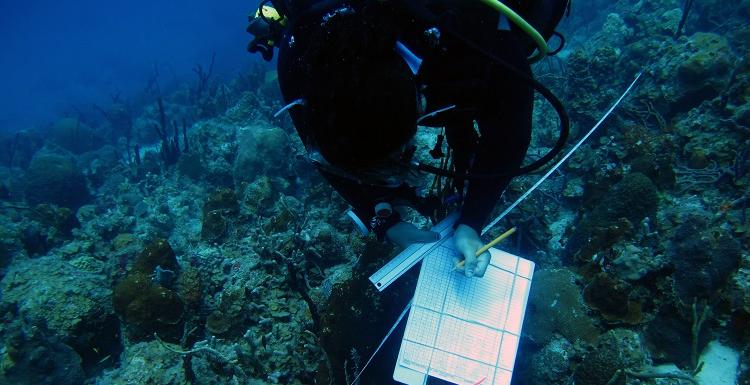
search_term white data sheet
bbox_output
[394,239,534,385]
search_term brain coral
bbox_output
[525,268,600,345]
[24,151,90,209]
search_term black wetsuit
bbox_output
[277,0,532,235]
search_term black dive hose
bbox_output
[548,31,566,56]
[401,1,570,180]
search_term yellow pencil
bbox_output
[454,227,517,270]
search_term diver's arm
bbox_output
[453,31,533,277]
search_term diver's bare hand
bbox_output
[454,224,490,278]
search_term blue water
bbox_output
[0,0,260,131]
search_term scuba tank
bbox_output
[259,0,420,168]
[246,0,572,180]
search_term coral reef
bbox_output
[48,117,105,155]
[95,341,187,385]
[0,130,43,171]
[113,239,185,340]
[0,319,86,385]
[528,337,577,385]
[23,149,90,209]
[669,216,742,303]
[609,243,667,281]
[200,187,239,241]
[723,258,750,344]
[583,273,643,324]
[644,303,710,368]
[0,256,121,373]
[672,33,734,114]
[233,123,292,186]
[574,329,646,385]
[565,172,659,262]
[525,268,600,345]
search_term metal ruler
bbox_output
[369,212,458,291]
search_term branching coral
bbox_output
[153,97,189,166]
[674,161,725,193]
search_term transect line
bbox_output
[482,70,644,236]
[350,298,413,385]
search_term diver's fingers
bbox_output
[463,252,477,278]
[473,252,491,278]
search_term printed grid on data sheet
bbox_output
[397,241,534,385]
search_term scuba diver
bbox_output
[247,0,570,278]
